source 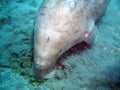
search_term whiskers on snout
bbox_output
[32,61,56,80]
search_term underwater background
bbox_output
[0,0,120,90]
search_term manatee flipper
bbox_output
[84,27,96,45]
[83,19,96,45]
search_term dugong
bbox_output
[33,0,109,79]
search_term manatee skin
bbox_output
[33,0,110,79]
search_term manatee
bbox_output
[33,0,110,79]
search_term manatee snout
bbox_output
[33,59,56,79]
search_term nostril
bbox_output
[39,65,44,71]
[35,63,45,71]
[35,63,39,68]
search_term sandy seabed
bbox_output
[0,0,120,90]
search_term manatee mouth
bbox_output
[33,62,56,79]
[34,68,56,80]
[33,64,47,79]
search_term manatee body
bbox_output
[33,0,109,79]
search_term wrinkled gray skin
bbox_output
[33,0,110,79]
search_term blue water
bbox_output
[0,0,120,90]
